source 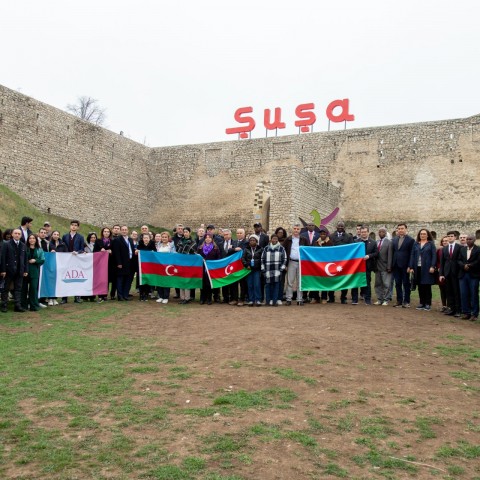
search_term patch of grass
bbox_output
[415,416,443,439]
[449,370,478,381]
[202,433,248,453]
[435,344,480,361]
[360,416,395,439]
[327,399,352,411]
[436,440,480,459]
[447,464,465,475]
[337,414,356,432]
[169,366,193,380]
[272,367,317,385]
[307,417,330,433]
[352,446,418,474]
[323,462,348,477]
[398,339,429,351]
[397,397,417,405]
[213,388,296,410]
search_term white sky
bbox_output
[1,0,479,146]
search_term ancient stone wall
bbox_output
[1,84,479,234]
[0,85,151,226]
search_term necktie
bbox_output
[449,245,453,257]
[309,232,313,244]
[378,239,383,250]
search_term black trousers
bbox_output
[445,274,460,313]
[1,273,24,307]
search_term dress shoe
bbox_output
[60,299,68,304]
[445,311,455,316]
[74,297,83,303]
[461,314,471,320]
[117,297,124,301]
[393,303,403,308]
[341,299,347,304]
[14,306,26,312]
[286,300,292,306]
[470,316,478,322]
[1,305,7,313]
[199,300,205,305]
[207,300,212,305]
[443,308,453,315]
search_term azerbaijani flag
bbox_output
[39,252,109,297]
[139,251,203,289]
[299,243,367,291]
[205,251,250,288]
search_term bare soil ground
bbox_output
[5,298,480,479]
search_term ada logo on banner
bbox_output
[62,265,88,283]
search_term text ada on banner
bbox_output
[39,251,109,298]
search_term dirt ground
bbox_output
[6,297,480,479]
[95,298,480,479]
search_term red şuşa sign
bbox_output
[226,99,355,138]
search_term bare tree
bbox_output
[66,96,106,126]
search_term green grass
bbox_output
[212,388,297,409]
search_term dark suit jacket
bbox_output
[356,238,379,272]
[440,242,462,278]
[18,226,32,244]
[62,232,85,253]
[301,231,320,246]
[220,239,241,259]
[112,236,135,277]
[329,232,353,246]
[0,239,28,277]
[392,235,415,270]
[409,241,437,285]
[457,245,480,278]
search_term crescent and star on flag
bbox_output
[165,265,179,276]
[324,262,343,277]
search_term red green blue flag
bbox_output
[299,243,367,291]
[205,251,250,288]
[139,251,204,289]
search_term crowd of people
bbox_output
[1,216,478,322]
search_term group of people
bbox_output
[1,216,478,322]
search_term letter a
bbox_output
[326,99,355,123]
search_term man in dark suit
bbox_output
[1,228,28,312]
[253,223,269,249]
[61,220,85,304]
[18,216,33,243]
[391,223,415,308]
[439,230,462,317]
[457,234,479,321]
[374,227,393,305]
[301,222,320,303]
[329,221,353,304]
[220,229,242,305]
[351,226,378,305]
[112,225,135,301]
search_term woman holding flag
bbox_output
[197,234,220,305]
[176,227,196,304]
[155,232,176,304]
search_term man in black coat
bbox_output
[351,226,378,305]
[439,230,462,317]
[457,234,480,321]
[18,216,33,243]
[112,225,135,301]
[1,228,28,312]
[391,223,415,308]
[329,221,353,304]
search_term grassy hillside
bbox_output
[0,184,164,237]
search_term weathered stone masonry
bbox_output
[1,84,479,236]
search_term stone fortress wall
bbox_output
[1,84,479,237]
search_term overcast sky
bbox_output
[1,1,479,146]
